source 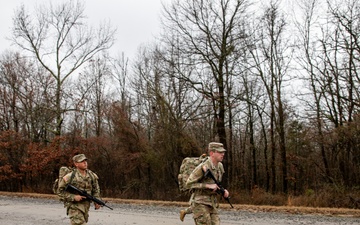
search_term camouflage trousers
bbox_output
[184,205,193,214]
[67,202,90,225]
[192,203,220,225]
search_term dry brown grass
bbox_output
[1,191,359,218]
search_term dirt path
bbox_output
[1,192,360,225]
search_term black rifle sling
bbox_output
[69,170,76,185]
[69,170,94,184]
[88,170,96,193]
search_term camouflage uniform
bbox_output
[179,154,209,221]
[58,154,101,225]
[186,142,226,225]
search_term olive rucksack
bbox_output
[52,166,75,199]
[178,154,208,193]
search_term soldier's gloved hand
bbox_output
[94,203,101,210]
[206,183,219,192]
[223,189,229,198]
[74,195,86,201]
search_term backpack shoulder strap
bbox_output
[87,170,98,186]
[68,170,76,184]
[88,170,100,195]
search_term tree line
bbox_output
[0,0,359,207]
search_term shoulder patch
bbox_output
[63,173,72,182]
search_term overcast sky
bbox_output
[0,0,170,60]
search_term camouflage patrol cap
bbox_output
[208,142,226,152]
[73,154,87,163]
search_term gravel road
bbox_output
[1,194,360,225]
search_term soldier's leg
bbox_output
[209,207,220,225]
[192,204,211,225]
[185,206,193,214]
[68,207,87,225]
[180,205,193,221]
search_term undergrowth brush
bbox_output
[230,185,360,209]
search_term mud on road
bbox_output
[0,192,360,225]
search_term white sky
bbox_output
[0,0,170,60]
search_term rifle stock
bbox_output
[65,184,113,210]
[204,169,234,208]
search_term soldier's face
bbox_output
[213,151,225,162]
[75,160,88,170]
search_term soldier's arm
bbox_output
[58,175,76,202]
[186,163,222,192]
[91,172,101,199]
[185,164,207,189]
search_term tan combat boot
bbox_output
[179,210,186,222]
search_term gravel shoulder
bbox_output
[0,192,359,225]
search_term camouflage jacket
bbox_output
[58,168,100,209]
[186,158,225,206]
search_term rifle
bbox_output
[204,169,234,208]
[65,184,113,210]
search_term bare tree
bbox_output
[161,0,249,181]
[0,52,55,142]
[73,55,113,137]
[11,0,115,136]
[248,0,291,193]
[294,0,332,183]
[322,0,360,185]
[111,52,130,108]
[326,0,360,122]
